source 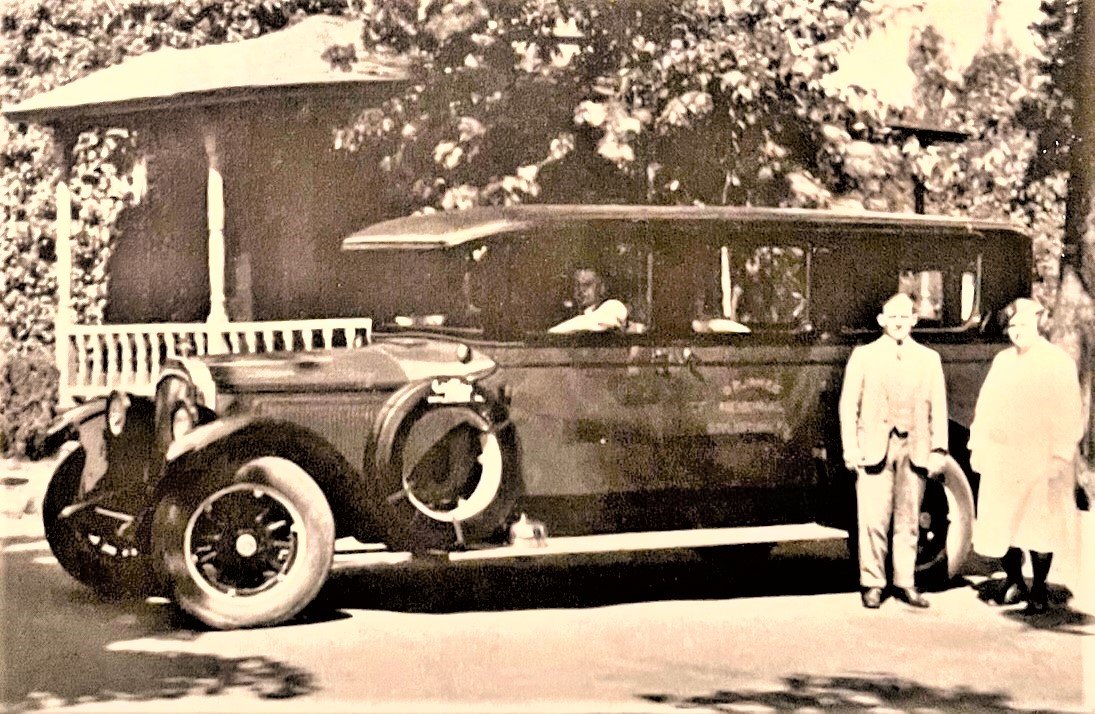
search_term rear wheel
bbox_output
[915,456,974,589]
[42,443,153,597]
[152,456,334,629]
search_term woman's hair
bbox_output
[1003,297,1045,322]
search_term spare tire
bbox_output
[366,379,522,552]
[915,455,974,589]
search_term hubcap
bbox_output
[183,483,302,597]
[235,533,259,557]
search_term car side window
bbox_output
[692,244,807,334]
[485,225,652,339]
[897,255,982,328]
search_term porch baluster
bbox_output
[74,334,89,390]
[89,334,103,388]
[152,333,161,383]
[119,333,133,387]
[135,332,149,387]
[104,334,119,388]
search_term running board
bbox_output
[448,522,848,562]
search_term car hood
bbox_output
[184,337,496,394]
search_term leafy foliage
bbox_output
[0,345,57,457]
[340,0,878,209]
[341,0,1076,300]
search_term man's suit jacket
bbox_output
[838,336,948,469]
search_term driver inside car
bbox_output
[548,267,629,334]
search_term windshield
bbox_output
[373,247,485,335]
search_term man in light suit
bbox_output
[839,293,949,609]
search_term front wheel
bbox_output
[42,443,154,597]
[152,456,335,629]
[915,456,974,589]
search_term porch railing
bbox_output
[58,318,373,405]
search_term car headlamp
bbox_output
[455,343,473,364]
[171,404,195,442]
[106,392,131,437]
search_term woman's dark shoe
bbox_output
[999,581,1029,606]
[1023,588,1049,614]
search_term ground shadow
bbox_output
[313,541,858,615]
[7,654,317,713]
[969,577,1090,634]
[1001,602,1092,634]
[0,548,318,712]
[640,673,1069,713]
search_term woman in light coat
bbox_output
[969,298,1084,613]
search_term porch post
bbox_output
[202,126,230,352]
[52,126,76,408]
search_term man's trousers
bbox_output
[855,433,927,589]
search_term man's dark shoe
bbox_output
[897,587,930,608]
[861,587,882,609]
[999,581,1028,606]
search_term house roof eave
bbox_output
[1,15,410,128]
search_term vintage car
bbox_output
[42,205,1032,629]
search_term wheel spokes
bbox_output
[186,485,301,596]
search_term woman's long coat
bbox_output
[969,337,1083,557]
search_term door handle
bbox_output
[651,348,671,376]
[679,347,705,382]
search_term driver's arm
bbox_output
[548,299,628,334]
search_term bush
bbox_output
[0,346,59,458]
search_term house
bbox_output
[3,16,413,405]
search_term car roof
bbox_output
[341,204,1023,251]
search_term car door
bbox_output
[479,220,685,535]
[649,222,824,528]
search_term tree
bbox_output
[338,0,887,211]
[340,1,1074,303]
[1057,0,1094,502]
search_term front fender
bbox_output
[163,415,258,464]
[155,416,381,542]
[37,399,108,457]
